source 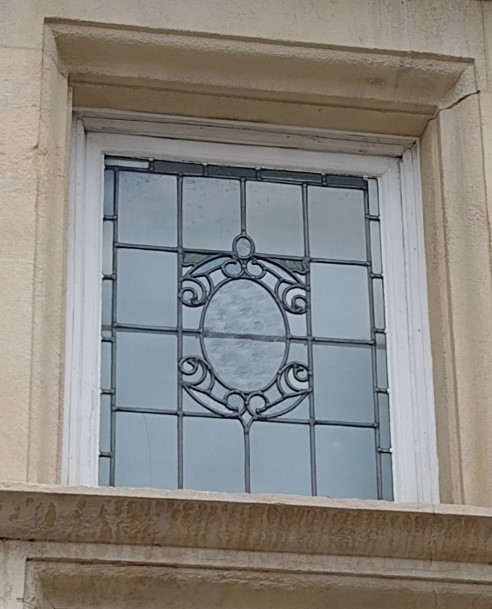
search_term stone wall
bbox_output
[1,2,492,607]
[2,0,490,505]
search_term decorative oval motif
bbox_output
[202,279,287,392]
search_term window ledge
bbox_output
[0,483,490,563]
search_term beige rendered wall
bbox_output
[0,0,491,505]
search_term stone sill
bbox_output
[0,483,490,563]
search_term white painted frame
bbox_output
[64,112,438,503]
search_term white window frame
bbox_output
[64,111,439,503]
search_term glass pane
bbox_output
[100,341,112,390]
[183,417,244,492]
[246,181,304,256]
[203,279,287,392]
[101,279,112,328]
[286,309,307,337]
[288,341,308,367]
[250,422,311,495]
[118,172,177,246]
[153,160,203,175]
[311,263,371,339]
[183,177,240,250]
[376,332,388,389]
[308,187,366,260]
[373,277,385,329]
[106,157,149,168]
[99,394,111,453]
[101,161,391,499]
[370,220,382,274]
[114,412,177,488]
[368,179,379,216]
[116,331,176,409]
[316,426,377,499]
[182,392,207,414]
[276,397,310,420]
[104,170,114,215]
[181,335,215,414]
[209,165,256,179]
[313,344,374,422]
[182,302,202,330]
[98,456,110,486]
[117,249,176,326]
[378,392,391,449]
[182,333,201,357]
[262,169,321,184]
[381,452,394,500]
[102,221,113,275]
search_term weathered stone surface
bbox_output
[0,484,490,562]
[0,485,491,608]
[0,2,492,606]
[0,1,490,507]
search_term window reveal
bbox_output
[99,158,392,500]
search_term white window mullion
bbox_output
[63,121,104,486]
[400,147,439,503]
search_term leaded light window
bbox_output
[98,156,392,500]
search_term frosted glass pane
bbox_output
[204,338,286,393]
[316,426,377,499]
[381,452,394,500]
[106,158,149,168]
[286,309,307,337]
[203,279,286,392]
[277,398,310,419]
[117,250,176,326]
[311,263,371,339]
[373,277,385,329]
[313,344,373,422]
[99,394,111,453]
[182,392,206,414]
[183,177,240,250]
[101,279,112,328]
[308,187,366,260]
[103,169,114,215]
[368,179,379,216]
[246,181,303,256]
[116,332,176,409]
[182,301,202,330]
[289,341,309,367]
[115,412,177,488]
[102,221,113,274]
[182,335,213,414]
[378,393,391,449]
[99,456,110,486]
[100,341,111,391]
[370,220,382,274]
[118,172,177,246]
[250,423,311,495]
[376,333,388,388]
[184,417,243,492]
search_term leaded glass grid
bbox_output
[99,156,393,500]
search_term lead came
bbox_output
[100,158,392,500]
[179,234,309,422]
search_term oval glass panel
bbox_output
[203,279,287,391]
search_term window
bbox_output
[65,116,438,503]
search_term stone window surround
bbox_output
[27,19,490,505]
[36,17,492,506]
[1,17,490,609]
